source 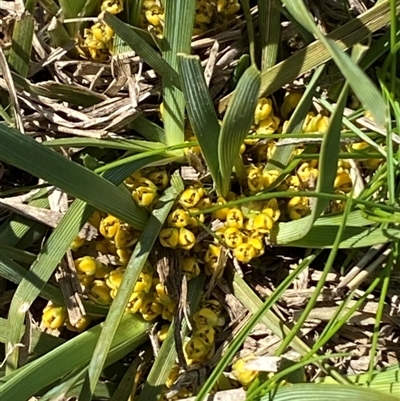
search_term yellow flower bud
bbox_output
[135,272,153,293]
[334,169,352,193]
[89,281,113,305]
[262,170,280,188]
[195,325,215,347]
[159,228,179,248]
[99,215,120,239]
[74,256,98,276]
[234,243,256,263]
[167,209,190,228]
[42,304,67,329]
[148,170,169,190]
[231,357,259,387]
[182,257,201,280]
[158,324,170,342]
[155,283,175,306]
[254,98,273,124]
[204,244,222,275]
[184,336,210,364]
[247,167,264,192]
[280,91,303,119]
[248,237,264,258]
[106,268,125,290]
[70,236,85,251]
[256,115,280,135]
[194,308,224,327]
[179,187,204,208]
[178,227,196,250]
[213,197,230,221]
[217,0,240,16]
[166,364,180,388]
[253,213,274,233]
[116,247,133,265]
[239,142,247,154]
[101,0,123,14]
[226,208,244,229]
[125,170,142,190]
[224,227,243,248]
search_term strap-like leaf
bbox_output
[218,65,261,196]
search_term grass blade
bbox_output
[282,0,387,127]
[79,187,178,400]
[103,13,181,90]
[162,0,196,145]
[219,65,261,196]
[240,0,256,65]
[258,0,281,70]
[177,54,221,191]
[0,123,149,230]
[8,11,34,77]
[0,315,149,400]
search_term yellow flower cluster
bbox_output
[141,0,241,36]
[79,0,123,60]
[184,299,225,365]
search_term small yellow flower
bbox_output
[114,224,139,249]
[42,304,67,329]
[140,294,163,321]
[99,215,120,239]
[213,197,230,221]
[155,283,175,306]
[167,209,190,228]
[148,170,169,191]
[231,357,259,387]
[182,257,201,280]
[247,166,264,192]
[334,168,352,193]
[262,170,280,188]
[195,325,216,347]
[297,162,319,184]
[89,281,113,305]
[66,315,92,332]
[106,268,125,290]
[256,115,280,135]
[217,0,241,16]
[158,324,170,342]
[116,247,133,265]
[254,98,273,124]
[125,171,142,190]
[145,5,165,26]
[234,243,256,263]
[178,227,196,250]
[303,113,329,133]
[224,227,243,248]
[101,0,123,14]
[262,198,281,222]
[125,292,145,313]
[74,256,98,276]
[70,236,85,251]
[135,272,153,293]
[184,336,210,364]
[253,212,274,233]
[91,22,114,43]
[287,196,310,220]
[159,228,179,248]
[132,186,157,207]
[248,237,264,258]
[179,187,204,208]
[194,307,224,328]
[280,91,303,119]
[204,243,221,271]
[226,208,244,229]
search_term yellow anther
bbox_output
[89,281,113,305]
[231,357,259,387]
[179,187,204,208]
[226,208,244,229]
[213,197,230,221]
[253,213,274,233]
[254,98,273,124]
[167,209,190,228]
[234,243,256,263]
[182,257,201,280]
[101,0,123,14]
[148,170,169,191]
[42,304,67,329]
[74,256,98,276]
[178,227,196,250]
[247,167,264,192]
[159,228,179,248]
[287,196,310,220]
[224,227,243,248]
[99,215,120,239]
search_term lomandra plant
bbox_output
[0,0,400,401]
